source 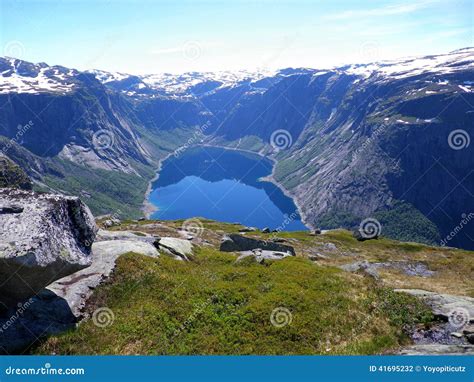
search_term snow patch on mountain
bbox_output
[345,48,474,80]
[0,57,78,94]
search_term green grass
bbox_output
[35,247,432,355]
[42,159,153,218]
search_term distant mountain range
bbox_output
[0,48,473,248]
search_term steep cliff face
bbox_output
[270,49,474,248]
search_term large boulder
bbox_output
[157,237,194,260]
[0,189,97,307]
[220,234,296,256]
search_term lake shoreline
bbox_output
[142,151,175,219]
[142,145,312,231]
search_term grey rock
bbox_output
[157,237,194,261]
[409,321,467,346]
[239,226,257,233]
[103,218,121,228]
[46,239,159,318]
[339,260,380,279]
[262,227,271,233]
[395,289,474,322]
[463,324,474,335]
[376,261,434,277]
[177,230,194,240]
[0,189,97,307]
[92,240,160,259]
[323,242,338,251]
[236,249,292,264]
[220,234,296,256]
[95,229,155,244]
[467,334,474,344]
[398,345,474,355]
[352,230,379,241]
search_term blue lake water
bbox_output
[149,147,307,231]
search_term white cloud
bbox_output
[324,0,438,20]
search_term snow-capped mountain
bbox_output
[0,57,81,94]
[1,48,472,97]
[343,47,474,79]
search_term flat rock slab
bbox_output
[398,344,474,355]
[157,237,194,260]
[220,234,295,255]
[237,249,293,264]
[48,240,160,317]
[395,289,474,321]
[339,260,380,279]
[95,229,156,243]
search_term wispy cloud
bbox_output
[150,42,222,56]
[324,0,438,20]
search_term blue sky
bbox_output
[0,0,472,74]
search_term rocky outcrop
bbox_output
[339,260,380,279]
[156,237,194,260]
[236,249,293,264]
[396,289,474,353]
[92,240,160,259]
[95,229,157,244]
[220,234,296,255]
[0,189,97,307]
[395,289,474,322]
